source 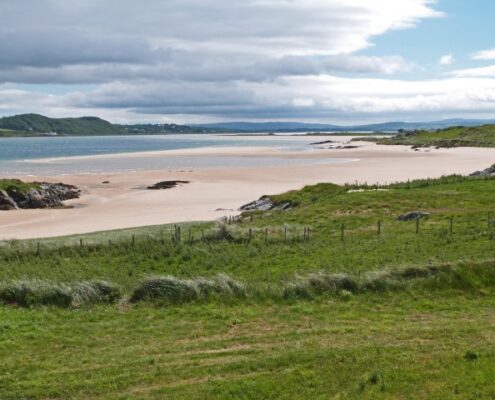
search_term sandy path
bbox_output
[1,139,494,240]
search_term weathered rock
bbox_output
[470,164,495,177]
[147,181,189,190]
[240,196,291,212]
[0,190,19,210]
[310,140,334,145]
[0,182,80,211]
[397,211,430,221]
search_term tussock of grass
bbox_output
[283,264,453,299]
[130,274,246,304]
[0,280,121,308]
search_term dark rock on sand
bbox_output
[0,183,81,210]
[147,180,190,190]
[470,164,495,177]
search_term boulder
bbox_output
[397,211,430,221]
[240,196,291,212]
[147,181,189,190]
[0,190,19,210]
[470,164,495,177]
[0,182,80,211]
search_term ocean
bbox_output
[0,134,350,176]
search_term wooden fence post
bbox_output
[265,228,268,243]
[449,217,453,234]
[248,228,252,243]
[132,235,135,247]
[377,221,381,236]
[36,242,41,257]
[284,227,288,242]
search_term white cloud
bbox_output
[472,48,495,60]
[439,54,454,65]
[0,0,446,122]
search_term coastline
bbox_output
[1,140,495,240]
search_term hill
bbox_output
[0,114,126,136]
[0,114,210,137]
[195,118,495,133]
[372,124,495,148]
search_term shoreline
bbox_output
[1,140,495,240]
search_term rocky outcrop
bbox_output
[147,181,189,190]
[397,211,430,221]
[240,196,291,212]
[470,165,495,177]
[0,191,18,210]
[0,182,80,211]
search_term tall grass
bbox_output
[130,274,246,304]
[1,262,494,308]
[0,280,121,308]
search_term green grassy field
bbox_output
[363,124,495,148]
[3,175,495,398]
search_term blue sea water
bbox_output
[0,134,347,176]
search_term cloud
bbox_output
[472,48,495,60]
[439,54,454,65]
[0,0,443,122]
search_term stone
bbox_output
[397,211,430,221]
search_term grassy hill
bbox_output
[0,114,125,136]
[0,114,211,137]
[371,124,495,147]
[3,175,495,397]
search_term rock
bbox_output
[147,180,189,190]
[240,196,291,212]
[470,164,495,177]
[0,182,80,211]
[397,211,430,221]
[310,140,334,145]
[0,190,19,210]
[240,196,274,211]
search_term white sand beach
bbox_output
[1,138,495,240]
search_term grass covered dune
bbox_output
[4,174,495,397]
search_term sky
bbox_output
[1,0,495,125]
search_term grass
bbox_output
[3,174,495,397]
[0,178,40,193]
[361,124,495,147]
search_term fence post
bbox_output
[36,242,41,257]
[132,235,135,247]
[265,228,268,243]
[377,221,381,236]
[80,238,84,248]
[284,227,288,242]
[248,228,252,243]
[307,227,310,241]
[188,230,193,244]
[449,217,453,234]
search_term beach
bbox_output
[1,137,495,240]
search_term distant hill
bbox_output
[195,119,495,133]
[371,124,495,148]
[0,114,210,137]
[0,114,125,136]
